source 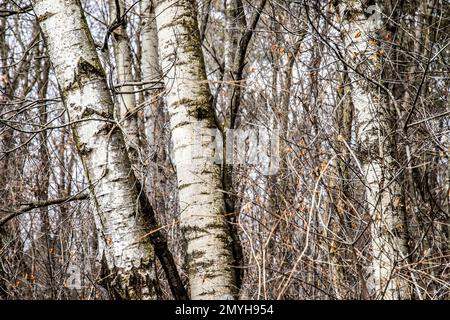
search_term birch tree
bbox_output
[31,0,158,299]
[1,0,449,301]
[340,0,411,299]
[141,0,162,146]
[154,0,238,299]
[323,71,355,299]
[140,0,167,215]
[108,0,141,168]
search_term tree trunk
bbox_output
[221,0,247,291]
[323,71,353,299]
[0,9,11,299]
[154,0,237,299]
[31,0,158,300]
[340,0,411,299]
[140,0,167,216]
[108,0,141,169]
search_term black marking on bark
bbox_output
[192,107,209,120]
[80,106,109,119]
[104,262,158,300]
[77,57,104,78]
[98,121,116,135]
[173,121,193,130]
[69,57,106,90]
[37,10,56,23]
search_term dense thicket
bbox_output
[0,0,448,299]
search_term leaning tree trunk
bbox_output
[154,0,237,299]
[31,0,158,300]
[340,0,411,299]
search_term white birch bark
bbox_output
[141,0,162,148]
[32,0,157,299]
[108,0,141,167]
[154,0,237,299]
[140,0,167,226]
[340,0,410,300]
